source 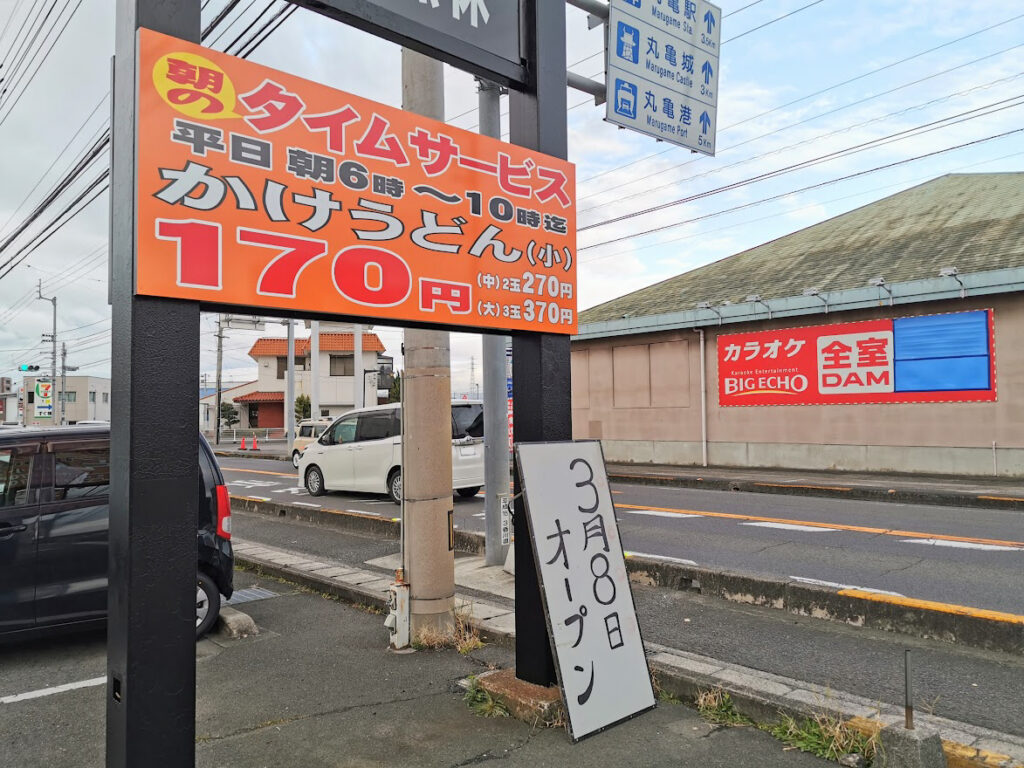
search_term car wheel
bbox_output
[457,486,481,498]
[291,450,301,468]
[305,465,326,496]
[388,468,402,505]
[196,571,220,639]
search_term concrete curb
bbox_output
[231,495,1024,655]
[215,449,290,461]
[604,469,1024,512]
[231,540,1024,768]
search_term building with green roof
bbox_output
[571,173,1024,475]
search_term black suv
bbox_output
[0,426,233,640]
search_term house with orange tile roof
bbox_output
[232,331,387,428]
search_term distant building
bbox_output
[233,331,386,428]
[572,173,1024,476]
[22,375,111,426]
[199,381,259,432]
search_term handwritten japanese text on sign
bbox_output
[136,29,577,334]
[516,441,655,741]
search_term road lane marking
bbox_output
[293,502,321,508]
[472,513,485,518]
[977,494,1024,503]
[221,467,296,478]
[623,509,700,519]
[789,575,903,596]
[624,551,698,566]
[353,509,380,516]
[838,590,1024,624]
[615,503,1024,549]
[755,482,851,492]
[743,522,839,532]
[232,495,272,502]
[2,677,106,705]
[900,538,1022,552]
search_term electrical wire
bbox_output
[580,126,1024,252]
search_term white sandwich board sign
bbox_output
[515,440,655,741]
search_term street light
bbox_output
[803,287,829,314]
[940,266,966,298]
[696,301,723,325]
[746,294,773,319]
[868,276,893,306]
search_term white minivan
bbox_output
[297,401,484,504]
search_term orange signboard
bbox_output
[136,29,577,333]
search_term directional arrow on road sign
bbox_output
[702,60,714,85]
[699,111,711,134]
[704,9,716,33]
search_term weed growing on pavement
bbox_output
[695,687,754,726]
[411,606,484,654]
[352,602,385,615]
[766,713,877,766]
[463,677,510,718]
[650,670,681,704]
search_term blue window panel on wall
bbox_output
[894,356,990,392]
[893,311,989,360]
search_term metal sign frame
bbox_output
[109,0,568,764]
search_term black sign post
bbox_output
[109,1,568,763]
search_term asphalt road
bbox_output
[218,456,1024,615]
[0,570,832,768]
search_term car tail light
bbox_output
[215,484,232,540]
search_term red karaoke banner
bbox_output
[717,311,996,407]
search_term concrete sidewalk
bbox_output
[232,536,1024,768]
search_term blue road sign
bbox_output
[616,21,640,64]
[614,78,638,119]
[605,0,720,154]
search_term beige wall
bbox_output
[572,296,1024,475]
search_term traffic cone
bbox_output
[240,437,247,450]
[252,435,259,451]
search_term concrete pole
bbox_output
[60,343,67,425]
[310,320,320,419]
[215,314,223,444]
[402,47,455,638]
[353,322,364,409]
[285,319,295,453]
[478,78,511,567]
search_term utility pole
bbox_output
[310,320,320,419]
[215,314,223,445]
[478,77,512,567]
[285,319,295,454]
[401,47,455,638]
[60,343,78,425]
[37,279,57,417]
[353,322,364,409]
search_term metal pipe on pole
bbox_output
[215,314,223,444]
[401,46,455,639]
[286,319,296,453]
[353,323,364,409]
[478,77,511,568]
[310,320,320,418]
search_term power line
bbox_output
[578,147,1024,268]
[723,0,828,44]
[580,94,1024,233]
[576,69,1024,214]
[580,126,1024,252]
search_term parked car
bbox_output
[0,425,233,641]
[298,401,484,504]
[291,418,333,467]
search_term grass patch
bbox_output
[352,602,385,615]
[463,677,510,718]
[411,605,485,655]
[766,713,877,765]
[695,687,754,726]
[692,686,876,766]
[650,670,682,704]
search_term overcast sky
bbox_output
[1,0,1022,394]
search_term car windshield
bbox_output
[452,403,483,438]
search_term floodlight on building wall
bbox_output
[802,287,829,314]
[745,294,773,319]
[939,266,966,298]
[868,276,893,306]
[696,301,723,325]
